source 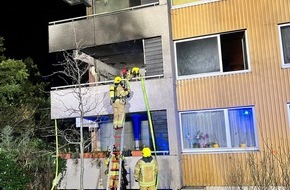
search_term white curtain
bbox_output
[181,110,226,148]
[181,107,256,149]
[228,108,256,147]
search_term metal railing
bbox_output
[49,2,159,25]
[51,74,164,90]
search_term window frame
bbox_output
[174,30,251,80]
[179,106,259,153]
[171,0,220,9]
[287,103,290,129]
[97,110,170,155]
[279,23,290,68]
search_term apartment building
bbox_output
[49,0,290,189]
[171,0,290,188]
[49,0,182,189]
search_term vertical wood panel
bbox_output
[172,0,290,186]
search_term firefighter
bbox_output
[134,147,158,190]
[130,67,140,78]
[121,68,129,79]
[121,67,140,81]
[104,153,120,189]
[121,67,133,80]
[110,76,130,129]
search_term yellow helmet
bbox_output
[131,67,140,75]
[114,76,122,84]
[142,147,151,157]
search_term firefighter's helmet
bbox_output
[114,76,122,84]
[131,67,140,76]
[142,147,151,157]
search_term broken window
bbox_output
[81,36,163,82]
[175,30,249,79]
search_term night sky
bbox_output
[0,0,86,79]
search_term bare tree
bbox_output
[225,139,290,190]
[48,49,108,190]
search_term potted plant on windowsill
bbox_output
[83,152,93,158]
[58,147,72,159]
[58,152,71,159]
[131,150,143,156]
[122,149,132,157]
[192,131,209,148]
[92,150,107,158]
[212,143,220,148]
[208,134,220,148]
[239,143,247,148]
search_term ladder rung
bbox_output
[107,122,124,190]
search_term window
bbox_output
[175,31,249,79]
[99,110,169,155]
[81,37,163,82]
[287,103,290,129]
[179,106,258,152]
[279,23,290,67]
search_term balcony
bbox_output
[48,1,167,53]
[50,75,174,119]
[49,0,179,157]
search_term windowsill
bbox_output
[182,147,259,154]
[177,70,251,81]
[171,0,220,10]
[281,64,290,69]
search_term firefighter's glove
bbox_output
[135,179,139,182]
[105,169,108,175]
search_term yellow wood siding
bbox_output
[171,0,290,186]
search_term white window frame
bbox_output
[179,106,259,153]
[174,31,251,80]
[287,103,290,129]
[171,0,220,9]
[279,23,290,68]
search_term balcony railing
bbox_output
[49,2,159,25]
[51,74,164,91]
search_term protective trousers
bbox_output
[112,99,125,128]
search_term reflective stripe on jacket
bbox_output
[134,158,158,187]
